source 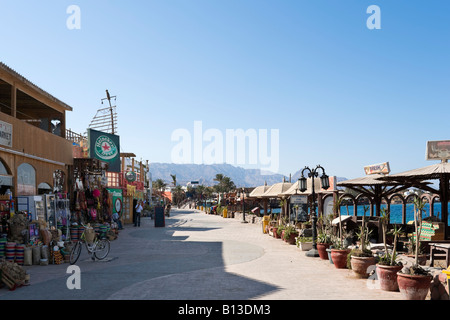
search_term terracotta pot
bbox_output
[397,272,432,300]
[273,227,279,239]
[286,233,298,245]
[376,264,403,291]
[331,249,349,269]
[317,243,330,260]
[351,255,376,278]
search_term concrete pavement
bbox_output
[0,208,403,300]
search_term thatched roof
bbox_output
[378,162,450,182]
[337,174,397,186]
[279,178,322,196]
[248,184,271,198]
[260,181,293,198]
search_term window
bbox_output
[17,163,36,195]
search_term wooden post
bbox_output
[11,85,16,117]
[440,175,449,240]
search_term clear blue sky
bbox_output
[1,0,449,180]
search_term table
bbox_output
[430,243,450,268]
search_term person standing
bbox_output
[135,200,143,227]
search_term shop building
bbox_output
[0,62,73,221]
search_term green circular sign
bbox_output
[95,135,118,161]
[125,171,137,182]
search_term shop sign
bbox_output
[88,129,120,172]
[0,120,12,148]
[364,162,390,175]
[290,195,308,222]
[107,188,123,215]
[290,195,307,204]
[426,140,450,161]
[125,171,137,182]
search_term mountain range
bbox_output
[148,162,347,188]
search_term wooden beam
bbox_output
[10,85,16,117]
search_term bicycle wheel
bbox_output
[69,241,82,265]
[93,239,110,260]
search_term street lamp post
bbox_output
[241,187,248,223]
[298,165,330,257]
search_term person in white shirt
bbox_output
[134,201,143,227]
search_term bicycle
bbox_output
[69,224,111,265]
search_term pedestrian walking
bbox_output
[135,200,143,227]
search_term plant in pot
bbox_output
[269,219,278,237]
[316,214,333,260]
[330,199,350,269]
[283,224,299,245]
[330,236,350,269]
[350,206,377,278]
[296,236,313,251]
[396,196,432,300]
[376,207,404,291]
[276,223,285,240]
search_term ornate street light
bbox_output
[299,165,330,257]
[241,187,248,223]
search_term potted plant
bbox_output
[316,214,333,260]
[269,219,277,237]
[276,224,285,240]
[330,237,350,269]
[296,236,313,251]
[396,197,432,300]
[375,207,404,291]
[283,224,299,245]
[350,207,376,278]
[330,201,350,268]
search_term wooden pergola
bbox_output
[379,161,450,240]
[337,173,431,218]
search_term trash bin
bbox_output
[154,206,165,228]
[262,215,270,234]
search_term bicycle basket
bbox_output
[85,227,96,243]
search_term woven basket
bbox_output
[85,228,96,243]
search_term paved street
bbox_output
[0,208,403,301]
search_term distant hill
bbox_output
[148,163,290,187]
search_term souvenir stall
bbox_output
[70,158,118,242]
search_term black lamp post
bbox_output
[298,165,330,257]
[241,187,248,223]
